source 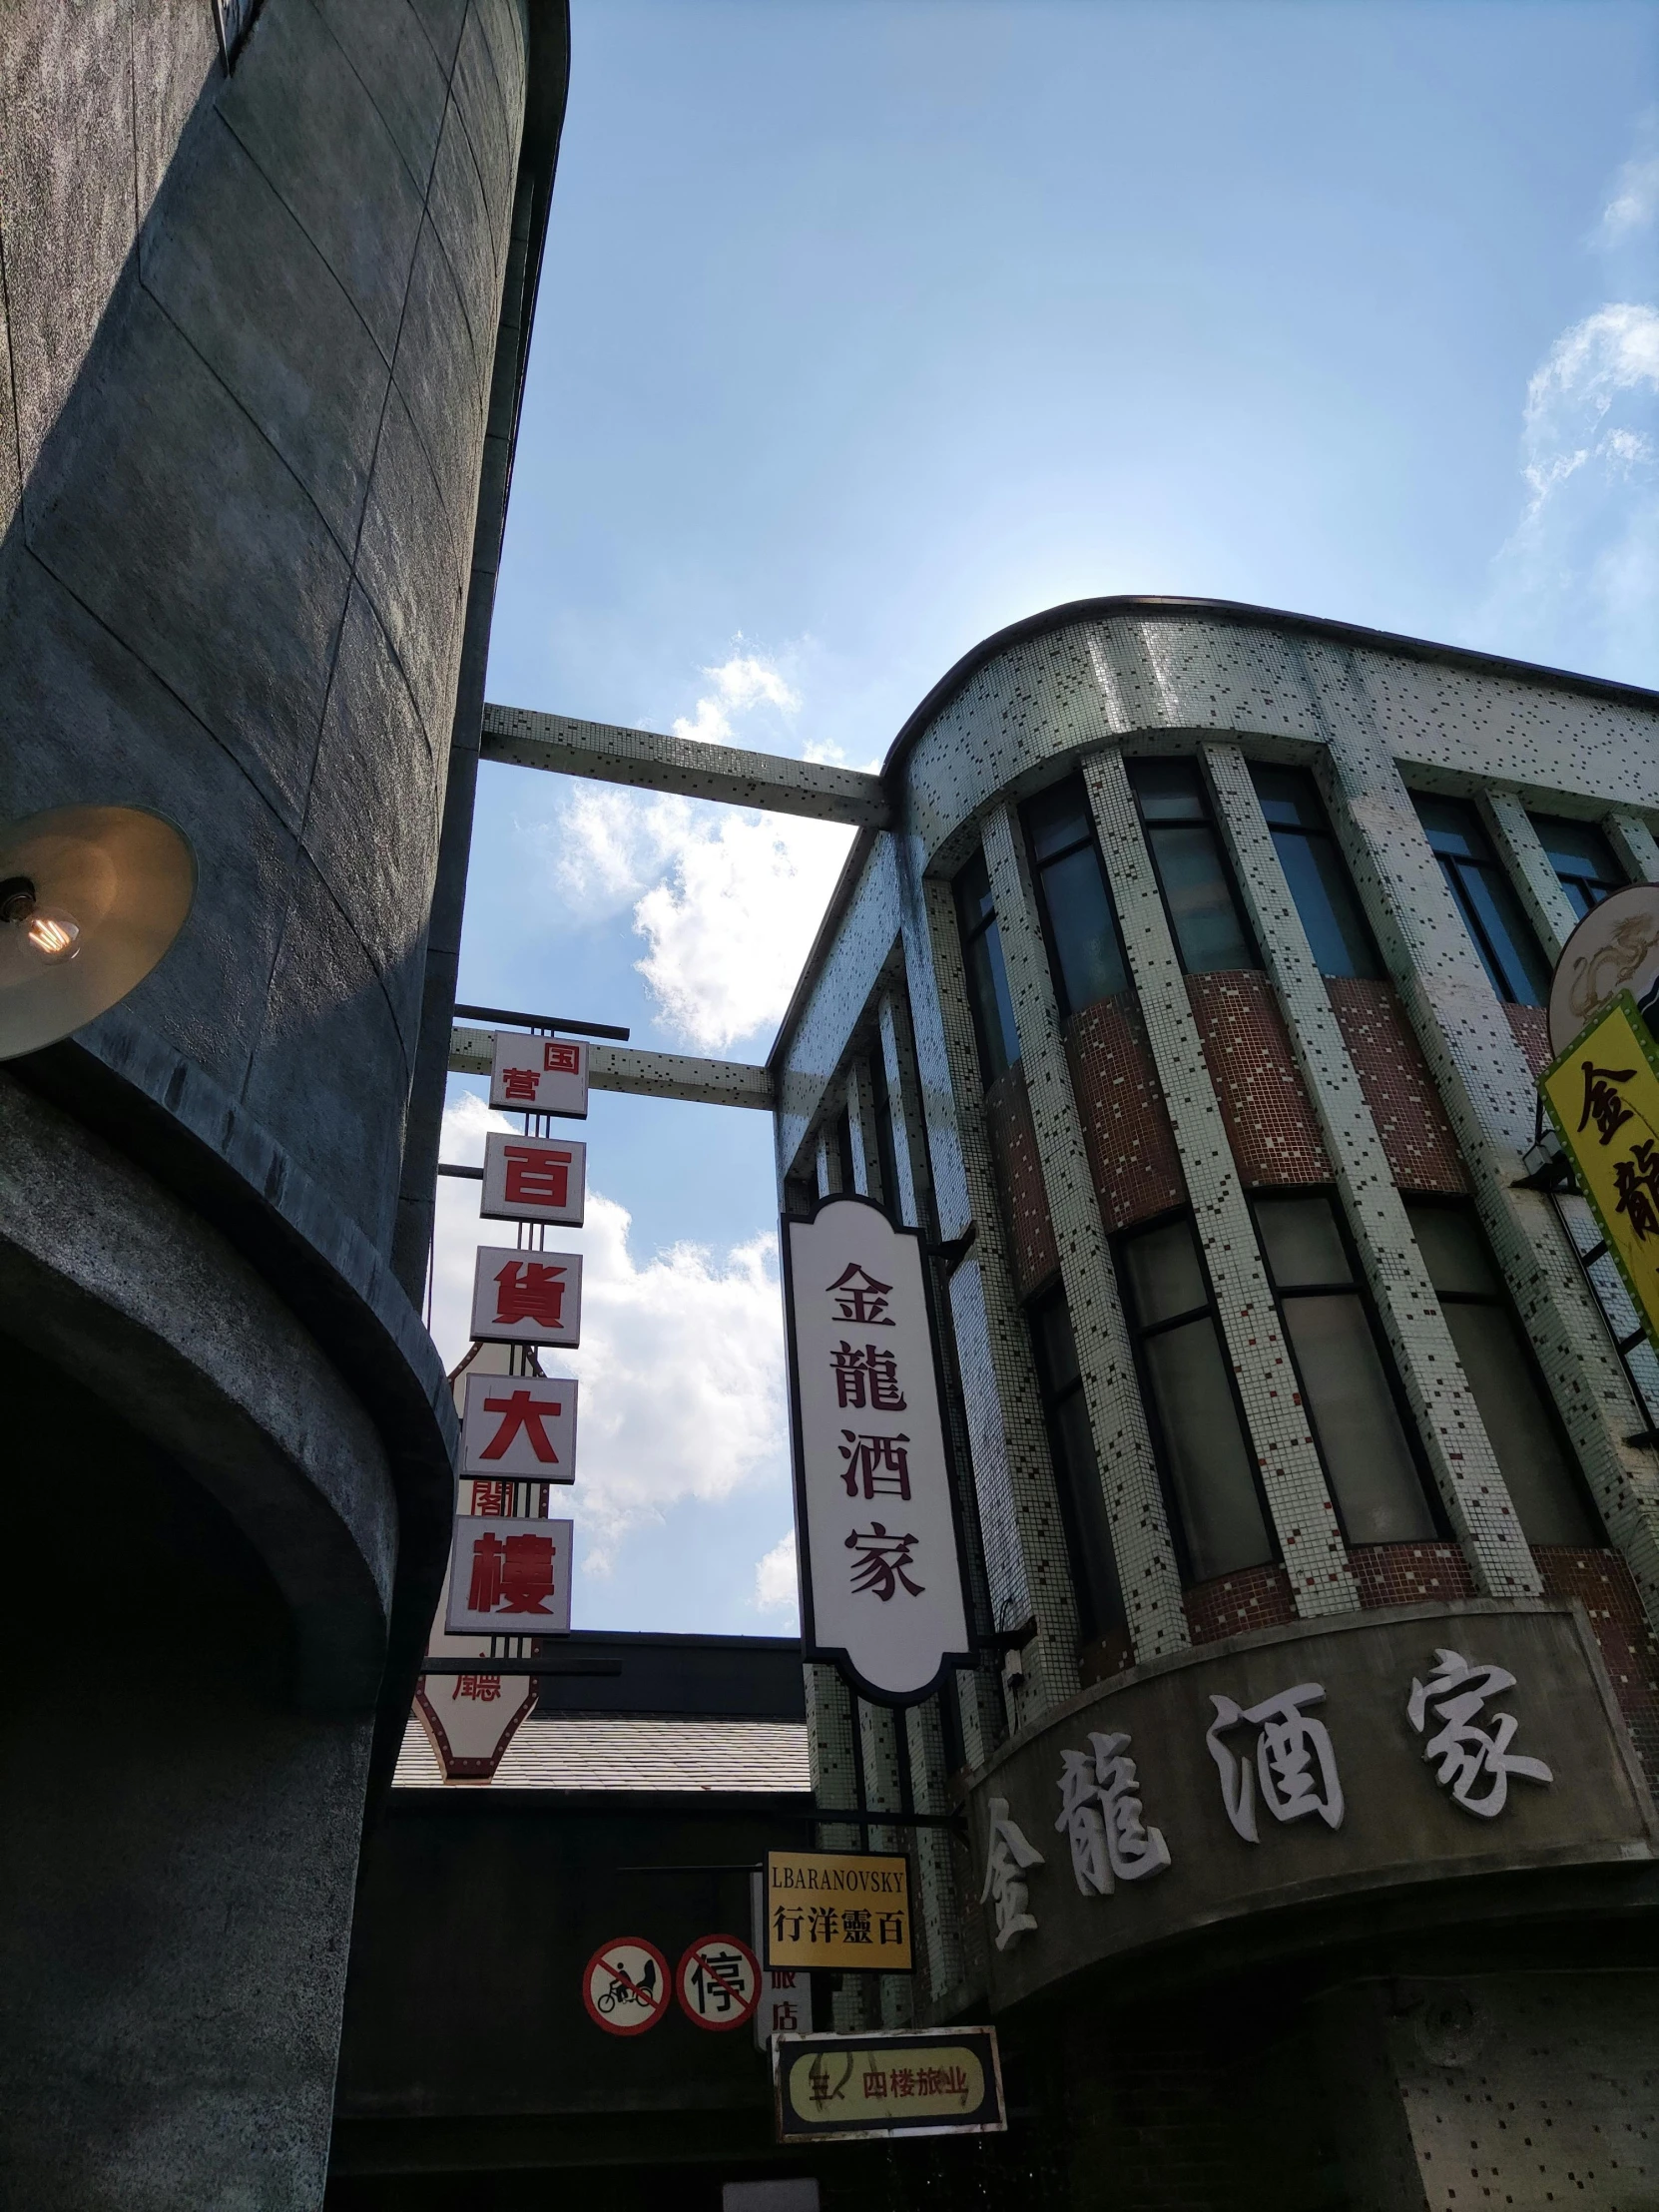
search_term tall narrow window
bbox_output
[1029,1292,1125,1644]
[1252,1194,1436,1544]
[1531,815,1626,921]
[867,1046,902,1219]
[1022,780,1128,1015]
[1128,759,1258,973]
[1251,765,1382,979]
[1404,1201,1601,1545]
[953,849,1019,1086]
[1119,1215,1273,1581]
[1412,795,1550,1006]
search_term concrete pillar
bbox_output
[1304,645,1659,1629]
[1481,791,1579,961]
[1081,749,1360,1617]
[1605,810,1659,884]
[978,803,1189,1659]
[1202,743,1539,1596]
[894,846,1076,1738]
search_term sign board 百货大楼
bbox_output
[764,1850,911,1972]
[1541,989,1659,1357]
[675,1934,760,2031]
[489,1032,589,1117]
[444,1514,574,1636]
[583,1937,669,2035]
[458,1371,577,1483]
[773,2027,1005,2144]
[781,1195,971,1705]
[481,1132,587,1225]
[470,1246,582,1347]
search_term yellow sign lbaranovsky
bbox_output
[1540,990,1659,1357]
[765,1850,912,1972]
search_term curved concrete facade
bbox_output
[0,4,566,2203]
[772,601,1659,2207]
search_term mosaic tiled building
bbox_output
[769,597,1659,2211]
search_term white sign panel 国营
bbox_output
[445,1513,575,1635]
[480,1132,586,1225]
[470,1246,582,1346]
[488,1032,589,1117]
[782,1196,971,1703]
[459,1370,578,1483]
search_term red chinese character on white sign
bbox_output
[470,1247,583,1345]
[488,1032,589,1118]
[481,1133,586,1225]
[445,1514,574,1635]
[460,1373,578,1482]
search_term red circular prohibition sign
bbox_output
[582,1936,670,2036]
[675,1933,761,2032]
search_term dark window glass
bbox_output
[1029,1293,1125,1643]
[1532,815,1626,922]
[867,1047,902,1218]
[1128,759,1258,973]
[1413,795,1551,1006]
[834,1109,856,1196]
[1252,1194,1436,1544]
[953,849,1019,1086]
[1022,781,1128,1015]
[1405,1201,1601,1545]
[1250,765,1382,979]
[1119,1216,1273,1581]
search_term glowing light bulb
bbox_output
[0,878,81,966]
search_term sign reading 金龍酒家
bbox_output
[764,1850,912,1971]
[1541,990,1659,1357]
[781,1196,971,1704]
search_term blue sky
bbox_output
[434,0,1659,1635]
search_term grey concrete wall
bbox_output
[0,0,530,1259]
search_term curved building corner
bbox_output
[0,4,567,2206]
[771,598,1659,2210]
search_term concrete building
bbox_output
[766,596,1659,2209]
[0,4,567,2204]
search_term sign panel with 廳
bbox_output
[444,1513,574,1635]
[470,1245,582,1346]
[764,1850,912,1972]
[489,1032,589,1117]
[1540,990,1659,1356]
[582,1937,669,2035]
[781,1195,971,1704]
[481,1132,586,1225]
[458,1371,578,1483]
[772,2027,1005,2143]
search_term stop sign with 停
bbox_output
[675,1934,760,2031]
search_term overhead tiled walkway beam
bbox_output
[448,1025,772,1110]
[480,702,890,828]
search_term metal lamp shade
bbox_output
[0,806,196,1060]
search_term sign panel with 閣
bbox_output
[782,1195,971,1704]
[773,2027,1005,2144]
[489,1031,589,1117]
[481,1132,586,1225]
[1541,990,1659,1356]
[764,1850,912,1972]
[445,1513,574,1635]
[458,1371,578,1483]
[470,1245,582,1346]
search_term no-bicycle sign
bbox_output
[582,1936,670,2035]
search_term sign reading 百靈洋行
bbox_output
[765,1850,912,1972]
[781,1196,971,1704]
[445,1514,574,1635]
[773,2026,1005,2144]
[1541,990,1659,1358]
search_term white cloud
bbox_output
[1599,116,1659,245]
[428,1093,789,1575]
[754,1532,801,1622]
[529,644,857,1051]
[1483,301,1659,685]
